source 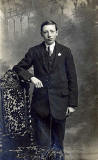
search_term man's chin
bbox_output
[46,40,55,45]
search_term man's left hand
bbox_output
[66,107,76,116]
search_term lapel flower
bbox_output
[58,52,62,56]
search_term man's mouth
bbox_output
[48,39,53,41]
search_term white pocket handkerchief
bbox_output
[58,53,62,56]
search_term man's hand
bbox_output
[31,77,43,88]
[66,107,76,116]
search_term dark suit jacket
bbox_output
[13,41,78,120]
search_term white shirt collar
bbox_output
[45,42,55,53]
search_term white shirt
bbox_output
[45,42,55,56]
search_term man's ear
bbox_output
[41,31,43,37]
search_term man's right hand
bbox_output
[30,77,43,88]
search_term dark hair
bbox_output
[41,20,58,32]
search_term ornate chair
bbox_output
[0,70,37,159]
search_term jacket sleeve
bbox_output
[65,48,78,108]
[13,48,35,82]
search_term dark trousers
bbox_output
[34,113,66,151]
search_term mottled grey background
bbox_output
[0,0,98,159]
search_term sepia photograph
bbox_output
[0,0,98,160]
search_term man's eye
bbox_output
[50,30,54,33]
[43,31,48,34]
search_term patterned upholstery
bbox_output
[0,70,31,136]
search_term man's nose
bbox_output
[48,32,52,37]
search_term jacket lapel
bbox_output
[40,42,49,73]
[50,41,61,72]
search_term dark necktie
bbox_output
[48,46,52,56]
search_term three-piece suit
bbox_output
[13,41,78,150]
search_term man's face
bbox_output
[41,24,58,45]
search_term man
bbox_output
[13,20,78,159]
